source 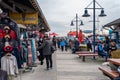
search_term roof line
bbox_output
[29,0,50,31]
[103,18,120,27]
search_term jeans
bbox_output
[65,45,68,51]
[44,55,53,69]
[39,51,44,62]
[98,51,108,61]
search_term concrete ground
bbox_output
[15,49,110,80]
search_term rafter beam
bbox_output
[13,1,35,12]
[0,1,18,12]
[29,0,50,31]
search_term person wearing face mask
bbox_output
[38,37,44,65]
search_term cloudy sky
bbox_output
[37,0,120,36]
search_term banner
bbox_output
[9,12,38,25]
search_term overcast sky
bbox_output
[37,0,120,36]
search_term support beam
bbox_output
[13,1,35,12]
[29,0,50,31]
[0,1,18,12]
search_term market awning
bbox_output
[103,18,120,27]
[103,18,120,32]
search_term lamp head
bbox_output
[82,9,90,17]
[80,21,84,25]
[99,9,107,17]
[70,21,74,26]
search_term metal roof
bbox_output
[103,18,120,27]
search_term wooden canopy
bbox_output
[0,0,50,32]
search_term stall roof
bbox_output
[30,0,50,32]
[103,18,120,27]
[0,0,50,32]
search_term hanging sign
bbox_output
[9,12,38,25]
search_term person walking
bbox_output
[57,38,60,49]
[38,37,44,65]
[52,36,57,49]
[38,35,53,70]
[60,39,65,52]
[65,38,68,51]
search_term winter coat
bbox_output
[65,40,68,46]
[39,40,53,55]
[60,41,65,46]
[74,40,80,49]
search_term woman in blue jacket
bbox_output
[60,39,65,52]
[98,41,109,61]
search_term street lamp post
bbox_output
[82,0,107,53]
[93,0,96,54]
[76,14,78,38]
[70,13,84,38]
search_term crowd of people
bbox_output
[84,36,117,61]
[51,36,80,53]
[36,34,118,71]
[36,35,81,70]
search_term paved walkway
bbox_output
[16,49,110,80]
[56,49,109,80]
[15,53,57,80]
